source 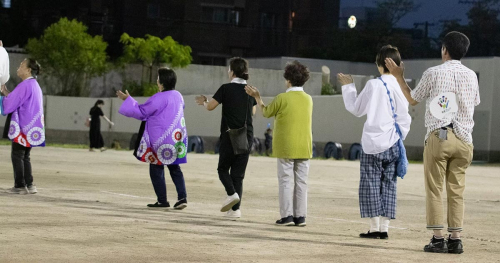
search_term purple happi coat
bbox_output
[119,90,188,165]
[1,78,45,147]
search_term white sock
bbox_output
[380,217,390,232]
[370,217,380,232]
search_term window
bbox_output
[1,0,11,8]
[202,6,241,26]
[147,3,160,19]
[260,13,276,28]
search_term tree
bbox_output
[441,0,500,57]
[25,18,108,96]
[119,34,192,84]
[376,0,421,30]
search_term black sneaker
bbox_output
[173,199,187,210]
[379,232,389,239]
[275,216,294,226]
[424,236,448,253]
[294,217,306,227]
[147,202,170,208]
[359,231,381,239]
[447,236,464,254]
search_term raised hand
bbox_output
[244,85,260,99]
[385,58,405,78]
[1,84,10,96]
[116,90,130,101]
[195,95,208,105]
[337,73,354,86]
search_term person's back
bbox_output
[214,82,256,141]
[412,61,479,143]
[347,76,411,154]
[384,31,479,254]
[339,45,411,240]
[264,90,313,159]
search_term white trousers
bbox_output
[277,159,310,218]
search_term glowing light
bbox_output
[348,15,357,29]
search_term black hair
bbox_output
[376,45,401,73]
[158,68,177,91]
[229,57,249,80]
[283,61,310,87]
[94,100,104,107]
[26,58,41,78]
[442,31,470,60]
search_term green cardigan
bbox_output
[263,90,313,159]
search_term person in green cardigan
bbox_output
[245,61,313,226]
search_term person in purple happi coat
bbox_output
[116,68,188,210]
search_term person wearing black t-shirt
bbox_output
[195,57,256,220]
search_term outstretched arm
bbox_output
[338,73,371,117]
[385,58,418,106]
[195,95,219,111]
[245,86,266,115]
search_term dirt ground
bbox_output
[0,145,499,263]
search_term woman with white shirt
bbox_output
[195,57,256,219]
[338,45,411,239]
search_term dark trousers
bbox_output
[149,164,187,204]
[217,134,250,211]
[11,142,33,188]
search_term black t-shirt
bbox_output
[89,106,104,125]
[213,83,257,138]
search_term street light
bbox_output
[348,15,357,29]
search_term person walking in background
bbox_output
[245,61,313,227]
[195,57,256,220]
[1,58,45,195]
[386,31,479,254]
[339,45,412,239]
[264,123,273,156]
[89,100,114,152]
[117,68,188,210]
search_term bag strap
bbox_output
[223,94,250,131]
[378,77,403,138]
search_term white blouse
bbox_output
[342,74,412,154]
[0,47,9,85]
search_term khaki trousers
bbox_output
[424,128,473,232]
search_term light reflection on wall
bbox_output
[2,0,11,8]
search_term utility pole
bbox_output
[414,21,435,57]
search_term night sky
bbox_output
[340,0,471,37]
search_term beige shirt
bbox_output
[411,60,480,144]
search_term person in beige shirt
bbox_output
[386,31,480,254]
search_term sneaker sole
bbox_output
[174,204,187,210]
[276,222,295,226]
[424,249,448,253]
[220,198,240,212]
[448,249,464,254]
[295,223,307,227]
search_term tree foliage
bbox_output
[442,0,500,57]
[376,0,421,29]
[119,33,192,84]
[25,18,108,96]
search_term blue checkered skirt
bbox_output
[359,143,399,219]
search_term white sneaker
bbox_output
[8,187,29,195]
[27,185,38,194]
[225,209,241,220]
[220,193,240,212]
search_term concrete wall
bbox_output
[0,93,493,161]
[3,53,498,161]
